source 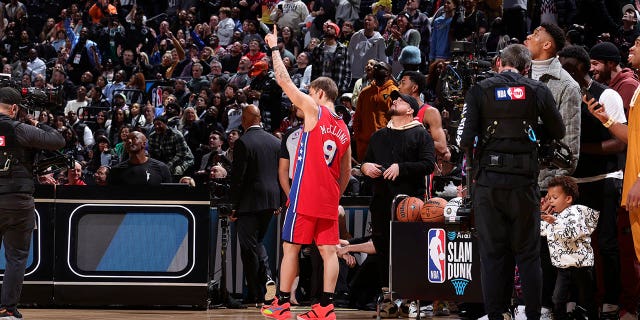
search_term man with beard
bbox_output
[352,61,397,161]
[310,21,351,94]
[148,116,194,176]
[590,41,640,116]
[588,41,640,319]
[359,90,434,305]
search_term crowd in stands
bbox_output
[6,0,640,317]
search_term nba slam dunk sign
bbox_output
[427,228,474,296]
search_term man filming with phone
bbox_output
[269,0,309,38]
[557,45,627,318]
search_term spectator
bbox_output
[148,116,195,176]
[65,161,87,186]
[64,86,89,116]
[93,165,110,186]
[280,26,301,58]
[385,12,421,76]
[352,61,397,161]
[187,63,211,95]
[216,7,236,47]
[109,131,172,185]
[310,21,351,94]
[67,109,95,148]
[88,0,117,25]
[348,14,387,89]
[270,0,309,38]
[429,0,459,62]
[25,48,46,83]
[247,61,282,131]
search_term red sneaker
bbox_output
[261,298,291,319]
[296,303,336,320]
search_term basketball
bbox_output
[396,197,424,222]
[421,197,448,223]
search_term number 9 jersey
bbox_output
[287,105,351,220]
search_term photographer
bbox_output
[0,87,64,318]
[458,44,565,320]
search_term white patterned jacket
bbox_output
[540,204,599,268]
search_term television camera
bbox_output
[0,74,74,177]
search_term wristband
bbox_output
[603,118,615,128]
[270,46,279,52]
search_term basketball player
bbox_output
[261,25,352,320]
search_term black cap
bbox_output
[0,87,22,105]
[390,90,420,117]
[589,41,621,64]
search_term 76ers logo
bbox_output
[427,228,446,283]
[495,87,526,100]
[0,136,5,146]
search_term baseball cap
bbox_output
[390,90,420,116]
[0,87,22,105]
[250,61,269,77]
[622,3,636,15]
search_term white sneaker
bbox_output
[478,315,489,320]
[408,301,429,318]
[513,305,526,320]
[541,307,555,320]
[264,279,276,302]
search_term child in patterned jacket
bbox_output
[541,176,599,320]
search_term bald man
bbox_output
[229,104,282,305]
[108,131,172,185]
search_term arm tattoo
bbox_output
[272,51,293,85]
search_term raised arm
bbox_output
[265,25,318,124]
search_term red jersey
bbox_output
[286,106,350,220]
[415,103,431,123]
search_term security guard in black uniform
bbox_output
[458,44,565,320]
[0,87,64,318]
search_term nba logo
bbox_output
[427,228,446,283]
[0,136,4,146]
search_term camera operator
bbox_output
[458,44,565,320]
[0,87,64,318]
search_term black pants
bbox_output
[576,178,621,305]
[474,183,542,320]
[236,209,274,302]
[0,208,35,308]
[552,267,598,320]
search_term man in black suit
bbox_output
[230,104,282,305]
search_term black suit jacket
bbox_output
[230,126,282,213]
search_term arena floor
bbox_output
[19,307,464,319]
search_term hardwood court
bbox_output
[20,307,379,319]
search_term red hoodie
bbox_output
[610,68,640,114]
